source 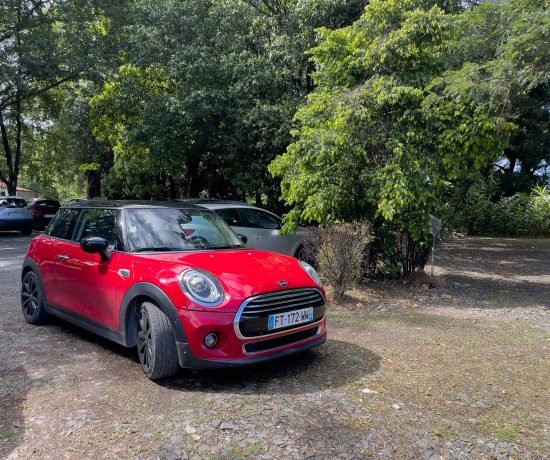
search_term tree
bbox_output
[269,0,516,240]
[0,0,127,195]
[88,0,367,203]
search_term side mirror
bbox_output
[237,234,248,244]
[80,236,110,261]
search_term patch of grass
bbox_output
[477,417,519,441]
[242,442,266,456]
[1,427,17,439]
[149,427,168,441]
[436,422,461,439]
[225,442,266,458]
[361,447,375,457]
[338,413,371,432]
[444,250,457,261]
[242,403,261,417]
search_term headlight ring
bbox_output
[178,268,224,306]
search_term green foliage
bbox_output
[270,0,512,244]
[88,0,367,201]
[446,182,550,237]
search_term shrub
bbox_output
[302,222,373,302]
[368,222,432,279]
[455,183,550,237]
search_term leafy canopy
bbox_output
[270,0,515,239]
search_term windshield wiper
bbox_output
[133,247,183,252]
[207,244,243,249]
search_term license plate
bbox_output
[45,214,55,218]
[268,307,314,330]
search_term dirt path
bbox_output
[1,234,549,459]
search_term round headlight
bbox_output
[299,260,322,286]
[179,269,224,306]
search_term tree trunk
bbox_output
[86,170,102,198]
[169,176,177,199]
[255,191,262,207]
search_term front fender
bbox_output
[119,282,188,347]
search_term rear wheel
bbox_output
[21,271,47,324]
[137,302,179,380]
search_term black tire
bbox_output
[294,245,305,260]
[21,270,47,324]
[137,302,179,380]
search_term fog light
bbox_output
[204,332,218,348]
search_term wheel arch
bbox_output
[22,257,39,279]
[119,282,188,348]
[21,258,47,301]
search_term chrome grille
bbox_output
[234,288,326,339]
[243,289,324,314]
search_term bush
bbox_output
[368,222,432,279]
[303,222,373,302]
[454,183,550,237]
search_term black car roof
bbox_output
[173,198,250,206]
[62,199,206,210]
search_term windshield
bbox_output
[0,198,27,208]
[126,208,244,252]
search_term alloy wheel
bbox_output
[137,308,153,373]
[22,274,39,319]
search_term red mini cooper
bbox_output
[21,200,326,379]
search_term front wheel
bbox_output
[137,302,179,380]
[21,271,47,324]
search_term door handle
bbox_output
[57,254,69,261]
[254,235,263,240]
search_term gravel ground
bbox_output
[1,233,549,459]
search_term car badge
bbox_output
[277,280,288,287]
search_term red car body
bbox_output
[21,201,326,377]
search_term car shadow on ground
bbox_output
[40,314,381,395]
[0,366,30,459]
[159,338,381,395]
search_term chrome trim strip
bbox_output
[242,297,322,314]
[245,292,321,309]
[242,327,322,355]
[233,288,324,340]
[245,289,319,302]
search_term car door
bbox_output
[42,208,81,307]
[53,208,124,329]
[213,207,254,248]
[237,207,297,255]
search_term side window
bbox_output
[46,209,80,240]
[73,209,122,250]
[241,208,281,230]
[215,208,243,227]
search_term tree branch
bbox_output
[0,73,79,111]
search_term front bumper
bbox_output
[176,332,326,369]
[175,308,326,369]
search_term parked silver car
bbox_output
[175,199,305,257]
[0,197,33,234]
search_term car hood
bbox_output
[133,249,319,310]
